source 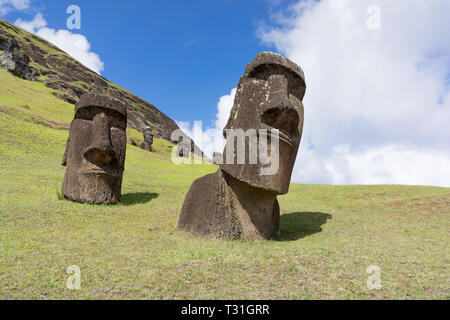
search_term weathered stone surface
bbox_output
[0,37,39,80]
[172,132,204,158]
[178,52,306,240]
[62,93,128,204]
[178,170,280,240]
[140,125,154,151]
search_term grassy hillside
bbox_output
[0,70,449,300]
[0,68,74,124]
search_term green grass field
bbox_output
[0,69,449,299]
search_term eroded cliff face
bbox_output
[0,18,179,141]
[0,36,40,80]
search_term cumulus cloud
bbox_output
[15,13,104,74]
[255,0,450,187]
[177,88,236,159]
[296,144,450,187]
[0,0,30,15]
[215,87,237,134]
[13,11,44,31]
[182,0,450,187]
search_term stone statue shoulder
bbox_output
[177,171,222,237]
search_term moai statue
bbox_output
[62,93,128,204]
[174,134,195,158]
[140,125,154,152]
[177,52,306,240]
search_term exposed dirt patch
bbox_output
[390,196,450,211]
[32,114,69,130]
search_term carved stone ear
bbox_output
[62,137,69,166]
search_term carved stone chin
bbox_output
[62,93,128,205]
[178,52,306,240]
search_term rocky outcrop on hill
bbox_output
[0,36,40,80]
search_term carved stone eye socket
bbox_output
[75,106,126,130]
[261,107,300,137]
[85,148,115,166]
[247,63,306,101]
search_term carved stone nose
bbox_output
[84,113,115,165]
[261,75,299,135]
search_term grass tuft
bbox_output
[56,185,64,201]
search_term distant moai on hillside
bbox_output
[140,125,154,152]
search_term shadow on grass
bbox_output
[120,192,159,206]
[277,212,332,241]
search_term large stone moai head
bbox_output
[62,93,128,204]
[178,52,306,240]
[220,52,306,195]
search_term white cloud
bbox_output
[215,87,236,134]
[255,0,450,187]
[13,11,44,31]
[182,0,450,187]
[327,145,450,187]
[0,0,30,15]
[15,13,104,74]
[295,144,450,187]
[177,88,236,159]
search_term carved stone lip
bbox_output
[79,166,116,177]
[266,129,294,149]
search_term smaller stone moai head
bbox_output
[144,126,153,142]
[62,93,128,204]
[221,52,306,195]
[140,125,154,152]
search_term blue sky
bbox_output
[2,0,450,187]
[2,0,296,125]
